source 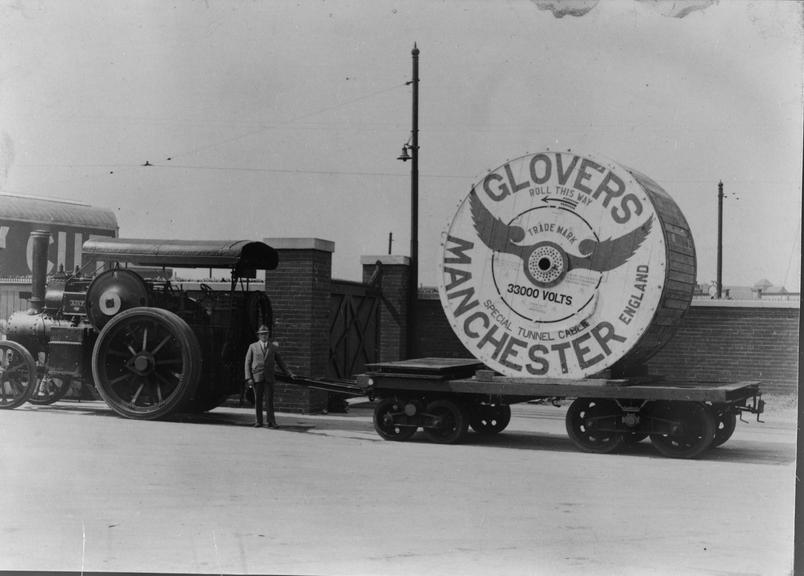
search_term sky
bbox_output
[1,0,801,291]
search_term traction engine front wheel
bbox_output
[0,341,37,409]
[91,307,202,420]
[29,364,72,405]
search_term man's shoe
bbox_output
[252,423,263,427]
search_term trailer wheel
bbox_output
[469,404,511,435]
[373,397,418,441]
[710,406,737,448]
[649,401,715,459]
[565,398,625,454]
[423,399,469,444]
[92,307,202,420]
[0,341,37,409]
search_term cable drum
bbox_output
[437,151,696,378]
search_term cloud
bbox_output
[532,0,599,19]
[532,0,718,19]
[636,0,719,19]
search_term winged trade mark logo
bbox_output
[469,188,653,286]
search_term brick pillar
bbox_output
[361,255,411,362]
[264,237,333,413]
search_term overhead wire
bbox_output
[8,80,422,192]
[169,81,409,161]
[12,159,799,187]
[12,161,473,181]
[150,163,473,179]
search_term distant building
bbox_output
[0,193,118,278]
[751,278,794,301]
[693,279,799,302]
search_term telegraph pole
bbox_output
[717,180,723,299]
[408,44,419,358]
[396,44,419,358]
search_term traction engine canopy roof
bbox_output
[82,238,279,272]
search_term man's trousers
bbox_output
[253,380,277,426]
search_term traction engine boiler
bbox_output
[0,231,277,419]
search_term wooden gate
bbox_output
[328,279,380,379]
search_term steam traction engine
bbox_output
[0,231,277,419]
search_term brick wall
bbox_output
[646,302,799,393]
[415,293,799,394]
[417,294,470,358]
[264,238,331,413]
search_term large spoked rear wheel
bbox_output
[565,398,625,454]
[0,341,36,409]
[649,401,715,459]
[92,307,202,420]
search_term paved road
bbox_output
[0,397,795,575]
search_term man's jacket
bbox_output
[244,340,290,384]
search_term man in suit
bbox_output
[244,324,294,428]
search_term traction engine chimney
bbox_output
[29,230,50,313]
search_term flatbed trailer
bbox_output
[350,358,764,459]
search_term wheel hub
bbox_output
[129,353,155,375]
[622,413,639,427]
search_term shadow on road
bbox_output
[456,430,797,465]
[18,401,795,465]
